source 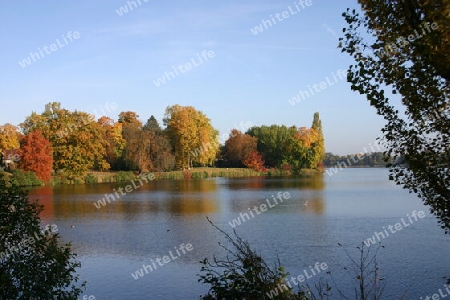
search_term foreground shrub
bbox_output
[198,217,390,299]
[198,217,307,300]
[0,173,85,299]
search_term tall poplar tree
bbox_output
[309,112,325,168]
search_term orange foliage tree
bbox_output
[18,131,53,183]
[224,129,258,167]
[243,150,266,172]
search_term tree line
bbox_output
[323,152,390,168]
[0,102,325,182]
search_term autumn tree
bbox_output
[20,102,110,178]
[192,111,220,167]
[340,1,450,232]
[121,115,175,172]
[118,111,142,129]
[164,105,219,169]
[21,103,72,138]
[123,128,153,172]
[17,131,53,183]
[51,109,109,176]
[224,129,258,167]
[243,150,266,172]
[0,123,21,153]
[164,105,195,169]
[308,112,325,168]
[73,112,110,172]
[118,111,146,170]
[283,127,319,173]
[142,116,175,172]
[98,116,126,169]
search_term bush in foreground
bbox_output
[0,173,85,299]
[199,217,389,300]
[198,217,307,300]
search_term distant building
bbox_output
[1,149,20,170]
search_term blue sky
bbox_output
[0,0,387,155]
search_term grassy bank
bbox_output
[2,167,322,186]
[153,167,270,180]
[144,167,319,180]
[81,167,321,184]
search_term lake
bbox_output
[30,168,449,299]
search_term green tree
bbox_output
[0,174,85,298]
[340,1,450,232]
[247,125,298,168]
[143,115,162,133]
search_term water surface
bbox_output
[31,168,449,299]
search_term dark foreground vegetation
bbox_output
[198,217,385,300]
[340,0,449,232]
[0,174,84,299]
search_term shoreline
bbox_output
[2,167,323,187]
[3,166,386,187]
[76,167,322,185]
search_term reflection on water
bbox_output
[28,186,54,219]
[225,174,325,191]
[32,174,325,218]
[27,170,449,299]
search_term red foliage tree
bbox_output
[18,131,53,183]
[243,150,266,172]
